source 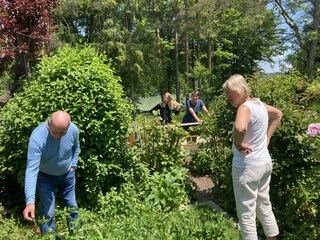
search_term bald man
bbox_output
[23,110,80,235]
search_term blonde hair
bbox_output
[163,92,181,110]
[222,74,251,97]
[191,90,200,98]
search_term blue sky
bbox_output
[260,60,281,73]
[259,49,292,74]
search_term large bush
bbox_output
[0,45,132,209]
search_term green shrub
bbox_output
[188,98,233,176]
[0,45,132,209]
[18,204,240,239]
[1,197,242,239]
[130,123,188,172]
[97,167,192,215]
[144,167,191,211]
[306,77,320,115]
[126,123,192,211]
[0,204,35,239]
[189,148,215,174]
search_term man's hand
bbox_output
[23,203,35,221]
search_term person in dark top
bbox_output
[182,90,210,124]
[150,92,181,124]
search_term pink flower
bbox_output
[307,123,320,137]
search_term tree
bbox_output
[271,0,320,78]
[54,0,175,113]
[183,0,279,96]
[0,0,59,92]
[53,0,279,104]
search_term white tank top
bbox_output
[232,99,271,168]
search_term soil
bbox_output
[183,143,216,203]
[189,173,215,202]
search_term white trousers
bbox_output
[232,162,279,240]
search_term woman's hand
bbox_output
[235,143,252,154]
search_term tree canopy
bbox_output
[51,0,279,106]
[0,0,58,92]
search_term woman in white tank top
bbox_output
[223,74,282,240]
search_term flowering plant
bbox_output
[307,123,320,137]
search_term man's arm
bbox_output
[23,137,42,221]
[71,125,80,169]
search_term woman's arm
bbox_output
[188,108,202,123]
[264,103,282,145]
[233,105,251,153]
[201,105,210,116]
[150,103,161,113]
[172,102,181,115]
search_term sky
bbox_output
[259,60,281,73]
[259,57,283,73]
[260,3,296,74]
[259,49,293,74]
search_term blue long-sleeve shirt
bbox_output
[182,99,205,123]
[24,121,80,205]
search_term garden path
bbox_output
[189,173,214,202]
[182,142,215,202]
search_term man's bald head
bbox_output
[47,110,71,140]
[51,111,71,128]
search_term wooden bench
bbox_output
[179,122,200,128]
[180,122,200,142]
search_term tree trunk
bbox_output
[131,80,137,119]
[153,0,169,95]
[207,35,212,87]
[306,0,320,78]
[11,52,30,93]
[184,0,190,99]
[174,0,180,102]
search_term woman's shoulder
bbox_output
[198,99,205,105]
